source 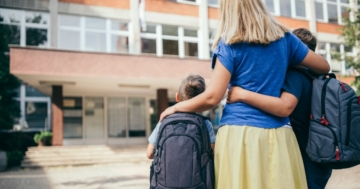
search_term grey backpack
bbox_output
[303,72,360,169]
[150,113,214,189]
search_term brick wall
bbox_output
[146,0,198,17]
[317,22,343,34]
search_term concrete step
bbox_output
[21,145,149,168]
[23,153,146,162]
[26,149,146,157]
[27,145,146,153]
[21,158,152,168]
[22,155,148,164]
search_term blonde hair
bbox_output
[178,74,205,101]
[212,0,289,48]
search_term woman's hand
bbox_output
[227,86,246,103]
[159,106,177,121]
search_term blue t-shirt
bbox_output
[212,32,309,128]
[148,120,216,146]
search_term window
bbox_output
[265,0,275,13]
[141,24,157,54]
[315,0,351,24]
[141,38,156,54]
[315,2,324,20]
[317,42,354,75]
[0,8,49,48]
[140,25,199,58]
[183,28,198,57]
[58,14,129,53]
[163,39,179,55]
[295,0,306,17]
[265,0,306,18]
[280,0,292,17]
[208,0,219,6]
[25,102,48,129]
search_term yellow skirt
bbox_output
[214,125,307,189]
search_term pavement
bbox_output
[0,162,359,189]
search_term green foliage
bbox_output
[34,131,52,145]
[340,6,360,94]
[6,150,24,167]
[0,14,47,130]
[0,16,21,130]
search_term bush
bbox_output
[6,150,24,167]
[34,131,52,146]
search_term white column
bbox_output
[178,27,185,58]
[156,25,163,57]
[199,0,210,60]
[340,44,346,75]
[20,11,25,47]
[306,0,317,34]
[49,0,58,48]
[130,0,141,54]
[20,84,26,128]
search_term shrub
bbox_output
[34,131,52,146]
[6,150,24,167]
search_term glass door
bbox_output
[84,97,104,139]
[107,97,127,138]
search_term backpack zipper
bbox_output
[311,119,340,160]
[346,97,358,146]
[320,78,332,125]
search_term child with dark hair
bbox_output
[146,74,215,159]
[227,28,332,189]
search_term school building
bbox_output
[1,0,358,146]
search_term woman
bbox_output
[160,0,330,188]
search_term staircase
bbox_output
[21,145,151,168]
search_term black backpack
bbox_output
[294,68,360,169]
[150,112,215,189]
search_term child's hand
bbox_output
[227,86,246,103]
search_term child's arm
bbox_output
[227,86,298,117]
[147,143,155,159]
[146,122,161,159]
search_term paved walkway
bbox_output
[0,162,359,189]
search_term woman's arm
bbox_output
[160,58,231,121]
[227,86,298,117]
[300,50,330,74]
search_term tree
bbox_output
[0,14,47,130]
[340,1,360,94]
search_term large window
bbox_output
[0,8,49,48]
[13,84,51,131]
[315,0,350,24]
[140,24,199,58]
[265,0,307,18]
[58,14,129,53]
[317,42,354,74]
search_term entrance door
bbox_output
[84,97,104,139]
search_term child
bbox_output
[227,28,332,189]
[146,74,216,159]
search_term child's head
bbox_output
[212,0,289,48]
[293,28,317,52]
[176,74,205,102]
